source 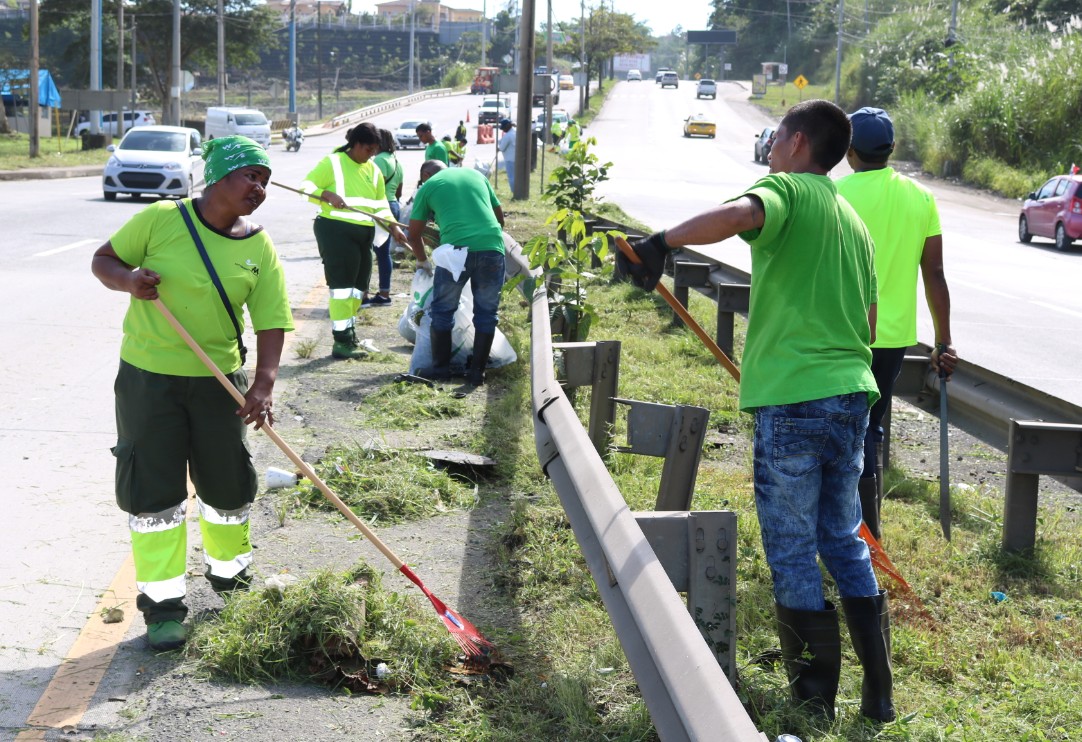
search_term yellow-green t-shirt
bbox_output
[424,140,450,165]
[300,151,392,226]
[109,199,294,376]
[736,173,879,411]
[836,167,941,348]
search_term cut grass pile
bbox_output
[189,562,458,692]
[288,445,479,525]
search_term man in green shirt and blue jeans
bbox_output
[836,107,957,541]
[619,99,894,723]
[407,160,506,386]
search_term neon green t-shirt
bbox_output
[736,173,879,411]
[300,151,392,226]
[373,151,403,202]
[410,168,504,253]
[109,199,294,376]
[836,167,941,348]
[424,140,450,165]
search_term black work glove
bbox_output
[617,231,670,291]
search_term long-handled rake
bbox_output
[153,298,493,661]
[270,181,409,232]
[614,236,741,383]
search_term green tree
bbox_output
[556,6,652,106]
[39,0,278,112]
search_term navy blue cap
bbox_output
[499,118,513,129]
[848,107,894,154]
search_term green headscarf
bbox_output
[202,135,271,187]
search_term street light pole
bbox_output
[216,0,225,105]
[317,1,323,119]
[288,0,297,120]
[408,0,416,94]
[171,0,180,125]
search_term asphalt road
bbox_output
[589,79,1082,404]
[2,81,1080,736]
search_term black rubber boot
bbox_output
[842,589,896,723]
[332,328,365,359]
[776,601,842,719]
[858,476,881,540]
[418,329,453,381]
[467,332,495,386]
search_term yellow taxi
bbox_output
[559,74,575,90]
[682,113,716,139]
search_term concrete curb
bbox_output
[0,165,102,181]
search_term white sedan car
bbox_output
[394,120,430,149]
[102,125,205,201]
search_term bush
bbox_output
[961,156,1044,199]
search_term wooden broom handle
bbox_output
[270,180,409,231]
[615,236,741,383]
[152,298,407,570]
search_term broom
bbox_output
[152,298,493,661]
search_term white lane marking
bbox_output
[31,238,98,258]
[1030,300,1082,319]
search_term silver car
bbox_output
[102,125,205,201]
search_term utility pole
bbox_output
[171,0,181,125]
[130,16,137,114]
[833,0,844,104]
[289,0,297,120]
[116,0,124,136]
[317,1,323,119]
[581,1,588,110]
[513,0,535,200]
[480,0,486,67]
[217,0,225,105]
[408,0,416,94]
[29,0,39,157]
[91,0,101,135]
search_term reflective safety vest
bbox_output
[300,151,393,240]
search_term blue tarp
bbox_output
[0,69,61,107]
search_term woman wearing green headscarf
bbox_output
[91,135,294,652]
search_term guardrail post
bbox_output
[672,260,711,330]
[634,511,738,683]
[553,341,621,456]
[715,282,750,360]
[613,398,709,510]
[1004,419,1082,552]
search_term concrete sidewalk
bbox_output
[0,165,101,181]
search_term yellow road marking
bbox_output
[15,556,138,740]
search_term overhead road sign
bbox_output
[687,30,737,45]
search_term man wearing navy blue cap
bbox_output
[837,107,958,545]
[497,118,517,195]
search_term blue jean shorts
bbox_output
[752,393,879,611]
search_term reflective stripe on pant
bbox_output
[328,287,360,331]
[130,502,188,605]
[198,497,252,580]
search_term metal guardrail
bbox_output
[529,288,766,742]
[307,88,456,136]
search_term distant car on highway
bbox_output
[754,126,775,163]
[627,69,642,81]
[696,78,717,99]
[682,113,716,139]
[660,72,679,88]
[102,125,204,201]
[74,110,155,137]
[655,69,673,83]
[1019,174,1082,251]
[479,96,511,125]
[394,120,429,149]
[559,74,575,90]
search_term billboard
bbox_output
[613,53,651,73]
[686,30,737,44]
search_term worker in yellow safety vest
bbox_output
[566,119,581,150]
[550,118,565,152]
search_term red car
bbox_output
[1019,174,1082,251]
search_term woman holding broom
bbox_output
[90,135,294,651]
[300,122,406,359]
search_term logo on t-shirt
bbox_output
[236,259,259,276]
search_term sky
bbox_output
[351,0,714,38]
